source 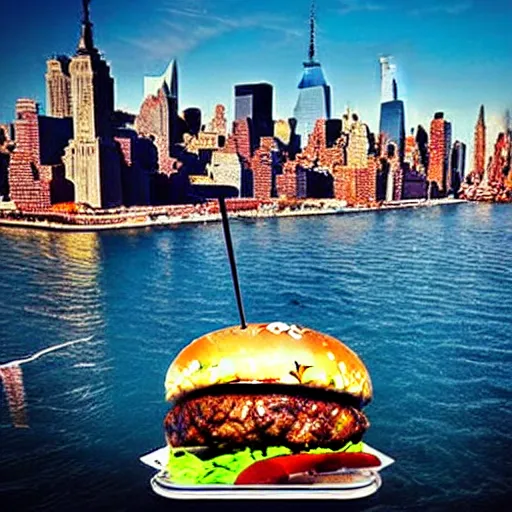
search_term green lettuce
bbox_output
[166,441,364,485]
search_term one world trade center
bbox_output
[293,1,332,147]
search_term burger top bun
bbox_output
[165,322,373,405]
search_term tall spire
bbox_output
[78,0,95,54]
[308,1,316,62]
[82,0,90,23]
[478,104,485,125]
[473,104,486,174]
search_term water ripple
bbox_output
[1,204,512,511]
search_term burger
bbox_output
[163,322,375,485]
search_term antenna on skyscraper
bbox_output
[78,0,94,53]
[478,105,485,124]
[309,1,316,62]
[82,0,91,23]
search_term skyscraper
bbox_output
[415,125,429,173]
[45,56,72,118]
[144,60,179,149]
[429,112,452,197]
[62,0,122,208]
[404,128,417,169]
[234,82,273,152]
[293,1,331,146]
[379,57,405,160]
[379,56,397,104]
[342,109,369,169]
[473,105,486,175]
[380,101,405,159]
[183,108,201,136]
[451,140,466,196]
[144,59,178,101]
[208,104,227,138]
[8,99,72,211]
[8,100,51,211]
[136,60,181,167]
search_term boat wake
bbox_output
[0,336,93,428]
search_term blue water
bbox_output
[0,203,511,511]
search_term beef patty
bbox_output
[164,393,369,450]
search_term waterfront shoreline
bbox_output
[0,198,467,232]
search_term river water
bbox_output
[0,203,511,511]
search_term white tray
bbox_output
[140,443,394,500]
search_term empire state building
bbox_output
[63,0,122,209]
[293,2,332,147]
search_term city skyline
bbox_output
[1,0,511,165]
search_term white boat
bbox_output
[140,443,394,500]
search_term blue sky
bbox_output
[1,0,511,161]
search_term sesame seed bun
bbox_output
[164,322,373,405]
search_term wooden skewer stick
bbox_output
[218,197,247,330]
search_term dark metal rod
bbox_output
[218,197,247,329]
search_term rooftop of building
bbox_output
[143,60,178,99]
[298,62,329,89]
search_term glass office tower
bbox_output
[294,64,332,146]
[380,99,405,158]
[379,56,397,104]
[378,56,406,160]
[293,2,331,146]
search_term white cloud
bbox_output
[337,0,386,15]
[335,0,473,16]
[162,5,302,38]
[122,2,302,60]
[409,1,473,16]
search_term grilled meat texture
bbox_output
[164,393,369,450]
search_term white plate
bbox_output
[140,444,394,500]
